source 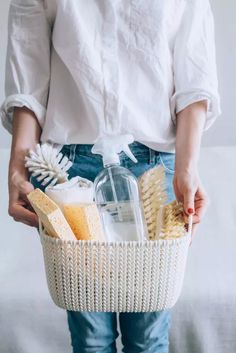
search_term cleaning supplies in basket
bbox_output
[45,177,105,241]
[25,142,72,186]
[155,200,186,240]
[25,142,187,243]
[63,203,105,241]
[45,176,105,240]
[45,176,94,209]
[27,187,105,241]
[25,143,105,241]
[27,188,76,240]
[91,133,148,242]
[26,144,191,314]
[138,165,186,240]
[139,165,167,240]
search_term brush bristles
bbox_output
[139,166,186,240]
[156,200,186,240]
[25,143,72,186]
[139,166,168,239]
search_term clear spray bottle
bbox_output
[91,134,147,242]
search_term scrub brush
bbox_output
[139,165,168,240]
[155,200,186,240]
[25,142,72,186]
[139,165,189,240]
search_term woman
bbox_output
[1,0,220,352]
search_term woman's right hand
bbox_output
[8,160,39,228]
[8,106,42,228]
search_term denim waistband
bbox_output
[62,141,160,165]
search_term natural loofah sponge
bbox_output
[63,203,105,241]
[27,188,76,240]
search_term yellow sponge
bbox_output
[63,203,105,241]
[27,188,76,240]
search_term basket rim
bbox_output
[39,229,191,247]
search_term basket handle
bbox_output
[187,214,193,239]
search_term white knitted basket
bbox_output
[39,228,191,312]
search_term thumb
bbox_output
[184,189,195,216]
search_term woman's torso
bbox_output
[40,0,186,152]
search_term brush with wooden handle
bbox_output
[139,165,187,240]
[139,165,168,240]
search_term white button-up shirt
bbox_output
[1,0,221,152]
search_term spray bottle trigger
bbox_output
[123,145,138,163]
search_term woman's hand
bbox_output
[8,106,41,228]
[174,100,210,239]
[8,160,39,227]
[173,166,210,236]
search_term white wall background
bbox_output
[0,0,236,148]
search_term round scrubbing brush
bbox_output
[24,143,72,187]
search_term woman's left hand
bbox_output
[173,166,210,238]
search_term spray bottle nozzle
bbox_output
[91,133,138,166]
[123,145,137,163]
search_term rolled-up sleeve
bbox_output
[171,0,221,131]
[0,0,51,134]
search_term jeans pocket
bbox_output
[159,152,175,175]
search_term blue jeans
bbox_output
[31,142,176,353]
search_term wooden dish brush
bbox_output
[139,165,186,240]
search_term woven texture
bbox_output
[40,231,190,312]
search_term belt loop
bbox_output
[69,144,76,164]
[149,148,155,165]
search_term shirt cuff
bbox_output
[0,94,46,134]
[170,90,222,131]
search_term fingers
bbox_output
[183,187,195,217]
[11,173,34,195]
[8,204,39,227]
[194,187,210,221]
[173,171,210,245]
[183,210,200,225]
[185,188,210,245]
[182,186,209,246]
[9,171,38,227]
